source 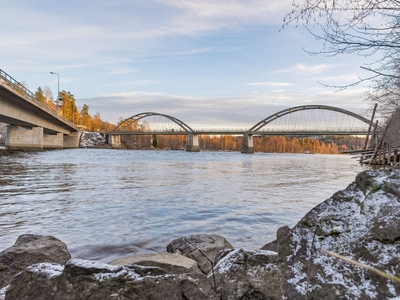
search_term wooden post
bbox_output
[370,120,379,149]
[387,143,391,165]
[394,149,398,165]
[381,147,386,165]
[369,134,380,165]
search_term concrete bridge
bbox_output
[0,69,81,149]
[109,107,378,154]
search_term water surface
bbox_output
[0,149,366,262]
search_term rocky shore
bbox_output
[1,167,400,299]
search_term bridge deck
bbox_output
[0,73,78,134]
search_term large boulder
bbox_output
[109,252,202,274]
[212,248,282,300]
[167,234,234,275]
[5,259,217,300]
[0,234,71,288]
[278,168,400,300]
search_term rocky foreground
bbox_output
[1,167,400,299]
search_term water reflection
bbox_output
[0,149,366,262]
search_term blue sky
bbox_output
[0,0,373,128]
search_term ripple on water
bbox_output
[0,149,366,262]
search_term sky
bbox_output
[0,0,375,128]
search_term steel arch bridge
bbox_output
[112,112,195,134]
[108,105,378,153]
[247,105,374,135]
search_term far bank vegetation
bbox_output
[120,134,364,154]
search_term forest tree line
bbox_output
[121,134,365,154]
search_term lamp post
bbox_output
[50,71,59,113]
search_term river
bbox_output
[0,149,367,262]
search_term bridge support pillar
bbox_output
[5,125,44,149]
[63,132,82,148]
[109,134,122,148]
[43,133,64,149]
[186,133,200,152]
[241,133,254,154]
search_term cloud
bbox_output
[78,89,369,127]
[100,80,157,87]
[246,82,292,87]
[103,69,138,75]
[277,63,344,75]
[157,0,292,24]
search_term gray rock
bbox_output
[0,234,71,288]
[212,248,282,300]
[261,225,290,252]
[5,258,217,300]
[278,169,400,300]
[167,234,234,275]
[109,252,202,274]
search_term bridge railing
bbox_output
[0,69,76,128]
[194,128,249,133]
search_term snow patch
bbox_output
[93,268,141,282]
[80,132,106,148]
[67,258,120,272]
[26,262,64,279]
[0,285,8,300]
[210,248,278,278]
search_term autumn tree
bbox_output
[59,90,78,123]
[80,104,91,128]
[35,87,46,103]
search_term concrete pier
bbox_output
[109,134,121,148]
[186,133,200,152]
[5,125,81,149]
[44,133,64,149]
[63,131,82,148]
[5,125,44,149]
[241,133,254,154]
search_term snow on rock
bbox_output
[278,166,400,300]
[0,286,8,300]
[5,257,217,300]
[211,247,282,299]
[80,131,107,148]
[26,262,64,279]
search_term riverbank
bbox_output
[1,166,399,299]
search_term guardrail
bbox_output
[0,69,76,128]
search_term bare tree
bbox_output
[283,0,400,119]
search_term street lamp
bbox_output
[50,71,59,113]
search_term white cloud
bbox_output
[79,89,368,127]
[100,80,157,87]
[246,82,292,87]
[103,69,138,75]
[277,63,344,75]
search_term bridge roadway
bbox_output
[0,69,80,149]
